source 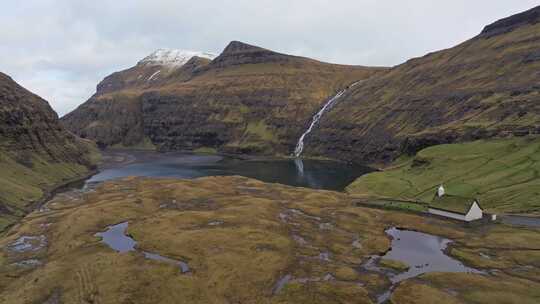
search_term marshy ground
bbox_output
[0,176,539,303]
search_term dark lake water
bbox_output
[87,150,373,191]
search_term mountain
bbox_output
[0,72,99,231]
[61,42,384,154]
[137,48,216,67]
[305,6,540,163]
[63,7,540,163]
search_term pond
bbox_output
[87,150,373,191]
[362,227,482,303]
[95,222,190,273]
[383,227,481,283]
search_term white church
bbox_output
[428,185,484,222]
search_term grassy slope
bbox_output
[1,176,539,303]
[0,72,102,232]
[308,16,540,163]
[0,143,101,231]
[347,137,540,214]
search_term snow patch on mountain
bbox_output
[147,70,161,81]
[138,49,217,67]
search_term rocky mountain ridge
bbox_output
[62,41,383,154]
[62,6,540,164]
[137,48,216,67]
[480,5,539,38]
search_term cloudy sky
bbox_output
[1,0,539,116]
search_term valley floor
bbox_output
[1,176,539,303]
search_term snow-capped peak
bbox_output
[138,49,217,67]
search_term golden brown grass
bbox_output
[0,176,538,303]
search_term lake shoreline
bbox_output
[87,149,374,191]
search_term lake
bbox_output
[87,150,373,191]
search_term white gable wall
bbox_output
[465,201,483,221]
[428,208,467,221]
[428,200,484,222]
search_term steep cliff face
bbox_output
[62,42,384,154]
[0,72,98,230]
[63,7,540,163]
[306,6,540,163]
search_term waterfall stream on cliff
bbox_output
[294,82,360,157]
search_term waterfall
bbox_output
[293,81,360,158]
[294,158,304,176]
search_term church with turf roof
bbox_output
[428,185,484,222]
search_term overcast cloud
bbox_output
[1,0,539,116]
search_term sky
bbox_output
[1,0,539,116]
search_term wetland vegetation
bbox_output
[1,175,539,303]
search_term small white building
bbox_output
[428,185,484,222]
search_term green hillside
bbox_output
[347,137,540,214]
[0,149,99,231]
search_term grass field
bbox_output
[1,176,539,303]
[347,137,540,214]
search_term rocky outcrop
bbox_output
[0,72,98,229]
[480,5,539,38]
[62,41,384,154]
[61,94,145,148]
[306,6,540,163]
[205,40,298,68]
